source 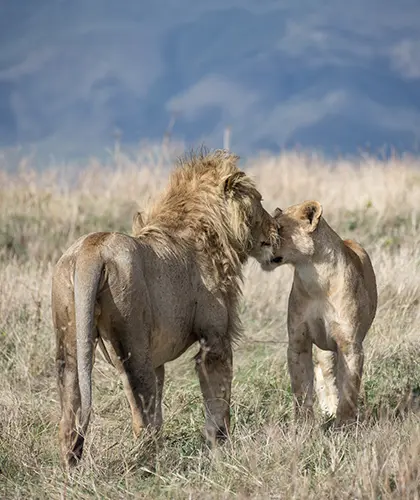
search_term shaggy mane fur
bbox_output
[133,148,264,313]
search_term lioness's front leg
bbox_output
[288,321,314,420]
[314,347,339,418]
[195,339,232,447]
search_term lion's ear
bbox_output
[299,201,323,232]
[273,207,283,218]
[132,211,144,235]
[224,171,246,195]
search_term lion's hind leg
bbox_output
[56,324,85,468]
[107,326,161,439]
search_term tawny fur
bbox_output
[52,149,279,467]
[262,201,377,426]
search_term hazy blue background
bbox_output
[1,0,420,160]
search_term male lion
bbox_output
[52,149,278,467]
[261,201,377,426]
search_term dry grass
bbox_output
[0,149,419,499]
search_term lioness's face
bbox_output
[261,201,323,272]
[248,202,279,264]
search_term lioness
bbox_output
[52,149,278,467]
[261,201,377,426]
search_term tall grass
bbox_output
[0,149,419,499]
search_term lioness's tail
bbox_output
[73,252,103,435]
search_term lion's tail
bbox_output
[73,252,103,436]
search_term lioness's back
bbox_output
[343,238,377,314]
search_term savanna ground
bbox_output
[0,148,419,499]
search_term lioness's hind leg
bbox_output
[336,341,364,426]
[314,347,338,418]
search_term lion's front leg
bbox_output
[154,364,165,429]
[195,339,232,447]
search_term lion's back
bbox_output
[52,231,138,305]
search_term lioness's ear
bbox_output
[132,211,144,235]
[300,201,323,232]
[273,207,283,218]
[224,171,246,195]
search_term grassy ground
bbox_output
[0,150,419,499]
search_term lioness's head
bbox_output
[223,171,279,265]
[261,200,323,271]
